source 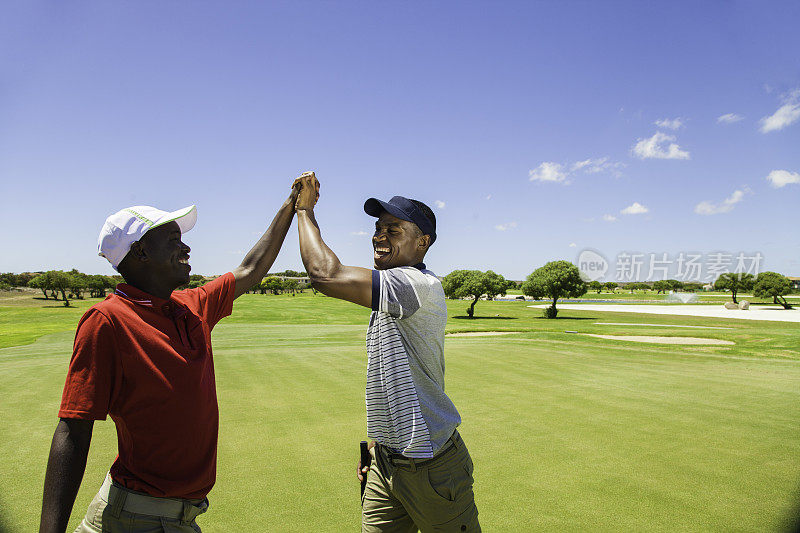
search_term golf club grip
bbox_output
[360,440,371,498]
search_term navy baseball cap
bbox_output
[363,196,437,245]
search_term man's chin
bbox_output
[373,254,390,270]
[374,257,407,270]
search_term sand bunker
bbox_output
[446,331,517,337]
[584,334,734,345]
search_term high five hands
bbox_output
[292,171,320,212]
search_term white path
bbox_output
[593,322,732,329]
[584,334,735,345]
[528,304,800,323]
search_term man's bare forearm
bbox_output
[40,419,93,533]
[297,209,344,282]
[297,209,373,307]
[233,197,296,298]
[293,173,372,306]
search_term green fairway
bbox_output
[1,293,799,531]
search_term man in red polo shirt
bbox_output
[39,186,299,532]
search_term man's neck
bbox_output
[121,275,176,300]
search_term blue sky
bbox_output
[2,1,798,281]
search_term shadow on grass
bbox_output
[453,316,518,320]
[783,498,800,533]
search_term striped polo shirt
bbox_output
[367,263,462,458]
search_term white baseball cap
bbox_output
[98,205,197,271]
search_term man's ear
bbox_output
[128,241,148,263]
[418,234,431,250]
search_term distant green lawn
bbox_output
[1,292,799,531]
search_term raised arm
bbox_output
[231,184,299,299]
[294,173,373,308]
[40,419,94,533]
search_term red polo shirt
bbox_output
[58,273,235,499]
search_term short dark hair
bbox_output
[410,200,436,241]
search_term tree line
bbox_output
[244,270,311,296]
[713,271,794,308]
[3,265,795,313]
[585,280,706,293]
[1,268,316,305]
[249,276,312,296]
[441,261,796,319]
[7,270,123,307]
[2,270,208,307]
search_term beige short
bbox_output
[362,431,480,533]
[74,474,208,533]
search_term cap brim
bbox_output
[364,198,409,222]
[152,205,197,234]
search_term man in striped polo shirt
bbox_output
[294,172,480,532]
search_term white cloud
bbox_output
[571,160,591,171]
[621,202,649,215]
[434,200,446,209]
[632,132,690,160]
[760,95,800,133]
[570,157,625,177]
[494,222,518,231]
[717,113,743,124]
[766,169,800,188]
[529,162,567,183]
[486,194,492,200]
[351,230,369,236]
[568,242,577,248]
[654,118,683,130]
[760,104,800,132]
[602,214,617,222]
[694,189,747,215]
[530,157,624,185]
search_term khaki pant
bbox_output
[362,432,480,533]
[74,474,208,533]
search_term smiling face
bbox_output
[137,221,192,287]
[372,212,430,270]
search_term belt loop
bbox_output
[181,501,193,525]
[109,486,127,519]
[407,458,416,472]
[452,431,461,449]
[378,445,395,479]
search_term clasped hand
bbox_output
[292,171,320,211]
